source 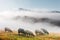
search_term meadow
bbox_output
[0,31,60,40]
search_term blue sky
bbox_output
[0,0,60,11]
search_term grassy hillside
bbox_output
[0,31,60,40]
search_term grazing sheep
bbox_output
[5,27,13,32]
[35,30,44,36]
[24,30,35,37]
[18,28,25,36]
[41,28,49,34]
[18,28,35,37]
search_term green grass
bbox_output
[0,32,60,40]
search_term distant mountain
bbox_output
[13,15,60,27]
[18,8,60,13]
[50,20,60,26]
[49,11,60,13]
[13,16,39,23]
[13,16,21,20]
[19,8,32,12]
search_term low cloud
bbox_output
[0,8,60,33]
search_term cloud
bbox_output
[0,8,60,33]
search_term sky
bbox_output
[0,0,60,11]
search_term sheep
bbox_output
[18,28,25,36]
[24,30,35,37]
[18,28,35,37]
[41,28,49,34]
[5,27,13,32]
[35,30,44,36]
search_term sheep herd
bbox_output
[5,27,49,37]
